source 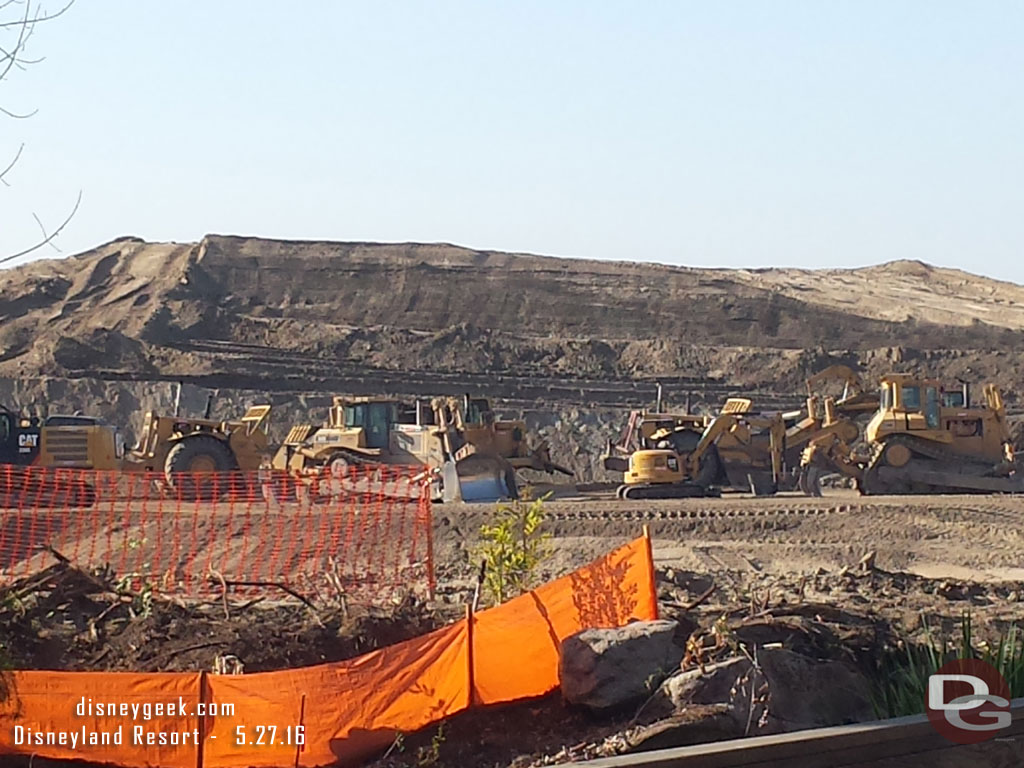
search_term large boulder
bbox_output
[756,647,874,730]
[654,647,873,741]
[559,620,683,711]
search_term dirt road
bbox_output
[436,491,1024,585]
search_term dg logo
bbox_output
[927,658,1012,744]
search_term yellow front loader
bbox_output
[124,400,272,499]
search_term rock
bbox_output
[658,657,751,713]
[559,620,683,710]
[654,649,872,735]
[754,648,873,731]
[858,550,877,573]
[627,705,743,753]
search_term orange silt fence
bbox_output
[0,534,657,767]
[470,534,658,706]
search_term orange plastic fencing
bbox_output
[0,536,656,768]
[0,464,433,603]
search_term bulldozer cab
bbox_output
[462,396,494,427]
[316,397,441,465]
[872,375,943,435]
[342,400,395,449]
[868,375,1009,461]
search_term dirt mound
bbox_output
[3,235,1024,482]
[3,235,1024,389]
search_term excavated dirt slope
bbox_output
[2,235,1024,475]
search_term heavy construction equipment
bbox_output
[271,395,560,503]
[457,395,573,477]
[858,375,1022,494]
[606,398,792,496]
[616,407,789,500]
[785,366,879,495]
[605,368,879,496]
[802,374,1024,495]
[602,409,709,473]
[0,406,125,470]
[124,401,273,497]
[0,406,125,506]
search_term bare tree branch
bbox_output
[0,142,23,185]
[0,0,73,29]
[0,0,34,83]
[0,189,81,266]
[2,0,79,262]
[32,210,61,252]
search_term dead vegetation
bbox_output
[0,554,448,674]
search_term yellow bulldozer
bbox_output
[801,374,1024,495]
[605,365,885,499]
[270,395,569,503]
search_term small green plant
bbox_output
[416,722,445,766]
[115,573,155,619]
[874,612,1024,717]
[477,491,551,605]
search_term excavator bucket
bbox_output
[441,452,518,503]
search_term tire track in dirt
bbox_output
[439,494,1024,583]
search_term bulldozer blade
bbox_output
[442,455,518,503]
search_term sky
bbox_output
[2,1,1023,282]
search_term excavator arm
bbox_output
[686,414,744,478]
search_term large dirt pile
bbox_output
[2,235,1023,480]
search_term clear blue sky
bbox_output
[3,1,1023,282]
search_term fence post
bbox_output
[642,524,658,621]
[196,670,209,768]
[424,492,435,600]
[465,603,476,708]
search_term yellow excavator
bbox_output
[616,405,785,499]
[801,374,1024,495]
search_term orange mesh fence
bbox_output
[0,536,656,768]
[0,464,433,603]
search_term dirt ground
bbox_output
[5,489,1024,767]
[436,489,1024,585]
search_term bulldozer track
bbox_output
[548,502,849,523]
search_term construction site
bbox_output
[0,235,1023,767]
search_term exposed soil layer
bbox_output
[4,235,1024,408]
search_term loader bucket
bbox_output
[441,454,518,503]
